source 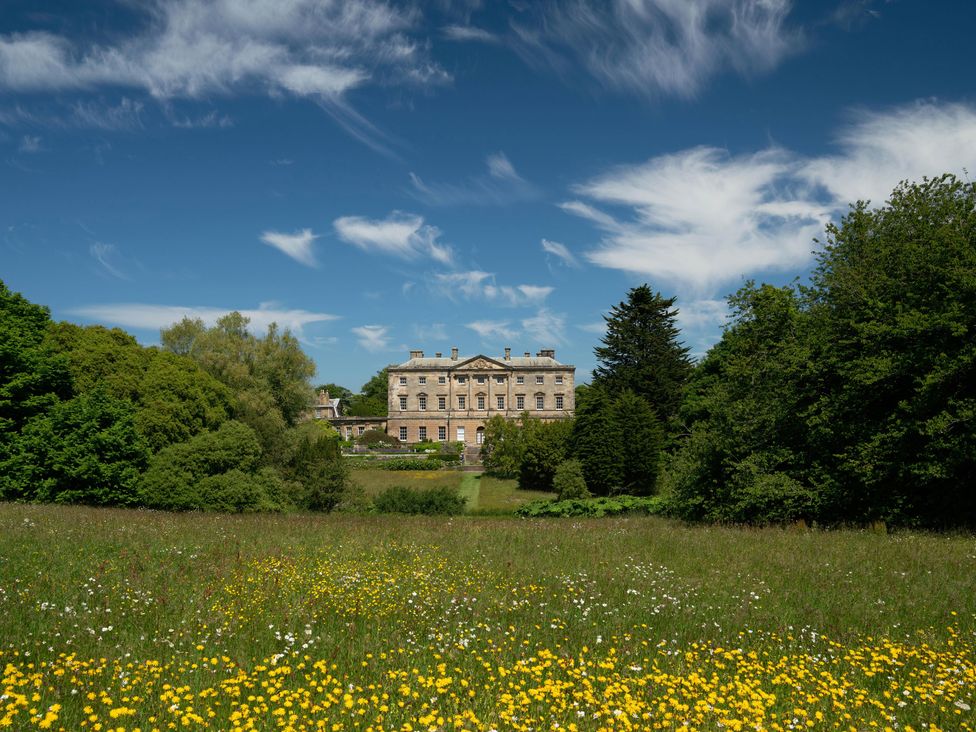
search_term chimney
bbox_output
[317,389,326,405]
[540,349,555,359]
[504,347,511,361]
[409,349,424,359]
[435,352,442,358]
[451,347,459,360]
[524,352,530,358]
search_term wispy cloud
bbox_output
[260,228,319,268]
[577,321,607,335]
[89,242,129,280]
[352,324,391,352]
[466,320,518,340]
[70,301,339,336]
[565,100,976,293]
[541,238,580,268]
[675,299,729,331]
[408,151,540,206]
[0,1,447,145]
[434,271,553,307]
[18,135,41,153]
[510,0,800,100]
[522,308,567,345]
[71,98,145,130]
[413,323,448,341]
[442,24,500,43]
[334,211,453,264]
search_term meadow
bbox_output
[1,503,974,731]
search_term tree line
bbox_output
[0,301,349,512]
[483,175,976,528]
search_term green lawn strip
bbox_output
[457,472,481,511]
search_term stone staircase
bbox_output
[462,445,482,469]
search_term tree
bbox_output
[553,459,590,500]
[345,368,388,416]
[315,383,353,415]
[519,416,573,491]
[480,414,525,478]
[593,285,692,426]
[613,390,665,496]
[805,174,976,526]
[571,386,622,496]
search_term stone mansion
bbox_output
[387,347,575,445]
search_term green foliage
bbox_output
[515,494,665,518]
[480,414,525,478]
[518,416,573,491]
[2,388,150,505]
[283,421,350,512]
[667,175,976,528]
[381,458,442,471]
[372,485,466,515]
[138,421,291,512]
[424,452,461,464]
[357,428,398,447]
[552,459,590,500]
[593,285,692,426]
[571,386,622,495]
[344,368,388,416]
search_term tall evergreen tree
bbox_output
[613,390,665,496]
[593,285,692,424]
[571,386,623,495]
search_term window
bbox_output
[418,395,427,411]
[516,375,524,384]
[345,428,352,439]
[458,395,466,409]
[555,375,563,385]
[536,395,544,410]
[438,426,446,441]
[357,426,365,436]
[477,395,485,410]
[438,375,446,384]
[516,395,525,410]
[399,376,407,386]
[399,426,407,442]
[536,375,544,384]
[438,396,446,410]
[497,395,505,409]
[555,395,564,410]
[419,376,426,385]
[495,376,505,384]
[418,426,427,441]
[457,376,467,384]
[476,376,486,384]
[399,396,407,410]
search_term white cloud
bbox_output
[70,301,339,335]
[541,238,580,268]
[351,324,391,352]
[334,211,453,264]
[89,242,129,280]
[434,271,553,307]
[566,101,976,293]
[413,323,448,341]
[675,299,729,331]
[577,321,606,335]
[408,151,539,206]
[442,25,499,43]
[522,308,567,345]
[466,320,517,340]
[18,134,41,153]
[512,0,799,100]
[800,101,976,208]
[260,228,318,267]
[0,1,446,142]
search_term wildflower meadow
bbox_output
[1,504,973,731]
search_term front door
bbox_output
[456,426,465,443]
[476,427,485,445]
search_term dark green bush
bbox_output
[515,495,665,518]
[553,459,590,500]
[357,428,398,447]
[373,485,466,515]
[424,452,461,464]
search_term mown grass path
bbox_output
[457,471,482,511]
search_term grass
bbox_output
[349,467,464,497]
[1,504,974,731]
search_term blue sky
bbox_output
[2,0,975,390]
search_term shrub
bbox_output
[424,452,461,465]
[357,429,398,447]
[515,495,665,518]
[553,459,590,500]
[412,440,440,453]
[382,457,442,471]
[373,485,466,515]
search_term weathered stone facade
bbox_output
[386,347,575,445]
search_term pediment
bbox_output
[453,355,508,371]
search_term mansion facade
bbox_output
[386,347,575,445]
